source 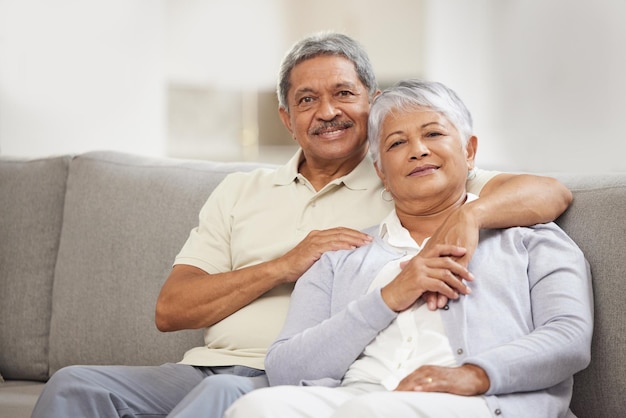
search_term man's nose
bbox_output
[316,97,341,120]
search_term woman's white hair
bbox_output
[368,79,473,163]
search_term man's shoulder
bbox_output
[220,166,283,188]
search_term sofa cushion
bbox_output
[48,151,269,374]
[553,173,626,418]
[0,155,70,381]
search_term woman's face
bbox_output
[375,107,477,214]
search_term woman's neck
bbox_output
[396,192,468,245]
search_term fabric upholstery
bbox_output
[553,173,626,418]
[1,152,624,418]
[47,151,266,374]
[0,155,70,380]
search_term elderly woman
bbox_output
[224,80,593,418]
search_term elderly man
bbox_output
[31,33,572,418]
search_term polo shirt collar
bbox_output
[273,148,380,191]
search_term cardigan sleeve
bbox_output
[464,223,593,395]
[265,249,398,386]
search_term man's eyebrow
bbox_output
[292,87,316,99]
[334,81,359,90]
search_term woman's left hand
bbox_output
[394,364,490,396]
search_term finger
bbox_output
[436,293,448,309]
[438,258,474,282]
[423,292,439,310]
[423,243,467,259]
[435,269,472,296]
[411,376,436,392]
[323,228,373,245]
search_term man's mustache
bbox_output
[309,120,354,135]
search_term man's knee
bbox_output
[45,365,94,393]
[197,374,256,397]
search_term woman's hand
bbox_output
[420,205,480,310]
[395,364,490,396]
[381,243,474,313]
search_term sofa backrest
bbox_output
[0,155,71,381]
[552,173,626,418]
[1,152,625,418]
[0,151,272,381]
[47,151,273,375]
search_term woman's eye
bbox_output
[426,131,443,138]
[388,140,405,149]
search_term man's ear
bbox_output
[278,107,295,140]
[465,136,478,170]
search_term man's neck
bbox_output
[298,150,367,192]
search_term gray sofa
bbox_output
[0,151,624,418]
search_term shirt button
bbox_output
[457,348,464,355]
[406,337,413,342]
[494,409,502,415]
[443,305,449,310]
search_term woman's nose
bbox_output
[409,139,430,159]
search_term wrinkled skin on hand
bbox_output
[382,243,473,313]
[420,206,479,310]
[395,364,490,396]
[279,227,373,283]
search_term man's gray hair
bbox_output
[277,31,378,110]
[368,79,474,163]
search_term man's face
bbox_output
[279,55,371,165]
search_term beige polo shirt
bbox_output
[175,149,496,369]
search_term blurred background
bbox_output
[1,0,625,172]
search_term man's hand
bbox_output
[421,205,480,310]
[395,364,490,396]
[382,244,473,313]
[278,227,373,283]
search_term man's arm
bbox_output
[470,172,572,229]
[422,173,572,309]
[155,227,372,332]
[430,173,571,262]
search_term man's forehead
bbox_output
[288,55,363,94]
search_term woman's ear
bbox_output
[374,160,387,187]
[465,136,478,170]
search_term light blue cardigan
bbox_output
[265,222,593,418]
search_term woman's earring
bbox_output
[381,188,393,202]
[467,167,476,180]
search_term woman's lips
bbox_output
[408,165,438,176]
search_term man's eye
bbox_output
[298,97,313,104]
[338,91,353,97]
